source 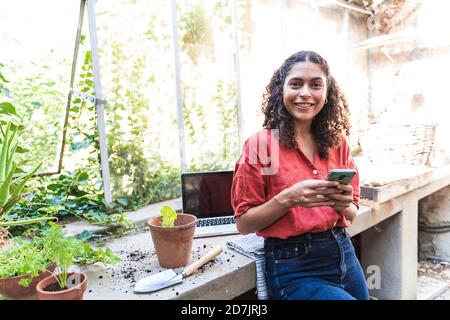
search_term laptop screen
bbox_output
[181,170,234,218]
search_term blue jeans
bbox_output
[264,227,369,300]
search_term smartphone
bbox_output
[326,169,356,185]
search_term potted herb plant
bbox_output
[35,222,119,300]
[0,237,56,299]
[147,205,197,268]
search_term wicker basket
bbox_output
[359,123,436,166]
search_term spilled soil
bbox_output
[84,236,232,298]
[111,249,154,284]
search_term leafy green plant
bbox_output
[0,223,119,289]
[6,168,134,236]
[0,237,52,287]
[37,222,119,289]
[160,205,177,228]
[37,223,80,289]
[0,100,55,227]
[0,122,37,218]
[0,63,7,90]
[74,243,119,265]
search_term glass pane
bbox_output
[177,0,239,172]
[64,14,102,187]
[237,0,282,140]
[0,0,80,173]
[95,0,181,207]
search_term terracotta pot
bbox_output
[36,272,88,300]
[0,263,56,300]
[148,213,197,268]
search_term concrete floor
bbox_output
[418,260,450,300]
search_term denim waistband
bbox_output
[265,227,346,246]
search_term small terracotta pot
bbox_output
[36,272,88,300]
[0,263,56,300]
[148,214,197,268]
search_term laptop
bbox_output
[181,170,239,238]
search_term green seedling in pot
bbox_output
[0,237,52,287]
[160,205,177,228]
[36,222,120,289]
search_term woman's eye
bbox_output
[290,82,301,87]
[312,83,323,89]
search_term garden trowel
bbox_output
[134,245,223,293]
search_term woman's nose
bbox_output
[298,85,311,97]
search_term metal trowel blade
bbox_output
[134,269,183,293]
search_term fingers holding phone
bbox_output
[280,179,339,208]
[326,169,355,212]
[327,184,353,203]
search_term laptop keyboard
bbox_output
[194,216,238,238]
[196,216,235,227]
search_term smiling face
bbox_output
[283,61,328,127]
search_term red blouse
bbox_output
[231,129,359,239]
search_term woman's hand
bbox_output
[326,184,353,212]
[274,179,340,208]
[325,184,358,222]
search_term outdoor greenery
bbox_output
[3,64,67,174]
[95,0,238,208]
[0,60,133,235]
[0,71,57,229]
[1,0,241,234]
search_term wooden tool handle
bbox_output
[183,245,223,277]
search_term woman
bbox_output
[231,50,369,300]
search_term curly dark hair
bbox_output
[261,50,351,159]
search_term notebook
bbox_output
[181,170,239,238]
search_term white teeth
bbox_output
[294,103,312,107]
